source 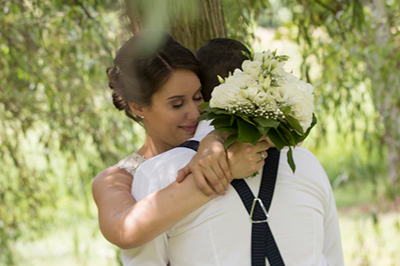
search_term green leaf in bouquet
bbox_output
[256,125,271,136]
[199,102,210,110]
[241,50,252,60]
[278,123,297,146]
[253,117,280,128]
[292,130,306,143]
[237,117,261,145]
[287,147,296,173]
[198,112,219,121]
[308,114,317,132]
[267,128,286,150]
[225,133,238,149]
[285,115,304,135]
[230,116,236,126]
[197,112,210,121]
[208,108,233,116]
[238,114,256,126]
[292,113,318,143]
[211,115,233,127]
[214,126,238,134]
[280,106,291,115]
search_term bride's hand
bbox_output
[176,132,231,196]
[227,139,271,179]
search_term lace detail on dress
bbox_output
[114,152,146,176]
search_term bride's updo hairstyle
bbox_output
[107,31,200,124]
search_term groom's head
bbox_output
[196,38,250,101]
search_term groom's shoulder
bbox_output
[288,146,320,164]
[138,144,197,174]
[279,147,326,175]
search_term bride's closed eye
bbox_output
[171,101,184,108]
[193,96,203,101]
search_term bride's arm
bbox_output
[92,140,267,249]
[92,167,212,249]
[177,131,271,195]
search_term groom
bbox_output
[129,39,344,265]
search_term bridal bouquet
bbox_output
[198,49,317,172]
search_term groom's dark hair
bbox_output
[196,38,251,101]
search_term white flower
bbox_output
[246,86,261,101]
[210,83,247,109]
[242,60,262,78]
[225,73,253,89]
[253,51,273,63]
[284,80,315,132]
[270,61,287,75]
[253,91,269,106]
[266,86,284,102]
[233,68,244,76]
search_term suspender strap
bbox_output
[178,140,284,265]
[178,140,200,151]
[231,148,285,266]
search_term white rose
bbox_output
[276,82,298,102]
[233,68,243,76]
[288,83,314,132]
[209,84,246,109]
[246,86,261,101]
[266,86,284,102]
[253,91,269,106]
[225,73,253,89]
[242,60,262,78]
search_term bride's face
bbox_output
[141,69,203,152]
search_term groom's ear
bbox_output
[128,102,145,118]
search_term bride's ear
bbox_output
[128,102,145,118]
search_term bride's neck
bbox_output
[136,135,172,159]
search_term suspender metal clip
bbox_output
[250,197,269,223]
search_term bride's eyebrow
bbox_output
[167,86,202,100]
[167,95,185,100]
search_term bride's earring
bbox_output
[141,115,144,119]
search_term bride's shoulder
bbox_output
[92,166,134,197]
[114,152,146,176]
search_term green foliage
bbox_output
[0,1,144,264]
[263,0,400,188]
[2,0,399,264]
[223,0,271,47]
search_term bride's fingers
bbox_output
[218,157,232,187]
[210,164,229,191]
[192,170,216,197]
[192,163,226,195]
[176,165,191,183]
[204,166,226,195]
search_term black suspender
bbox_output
[178,140,285,266]
[231,148,285,266]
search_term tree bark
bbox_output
[367,0,400,186]
[123,0,227,51]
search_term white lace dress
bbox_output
[114,152,146,178]
[114,153,170,265]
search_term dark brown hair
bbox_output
[196,38,250,101]
[107,31,201,123]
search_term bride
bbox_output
[92,31,270,250]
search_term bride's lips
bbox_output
[179,123,198,134]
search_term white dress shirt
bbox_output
[122,121,344,266]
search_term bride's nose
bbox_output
[187,101,200,120]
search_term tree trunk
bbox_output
[123,0,227,51]
[367,0,400,187]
